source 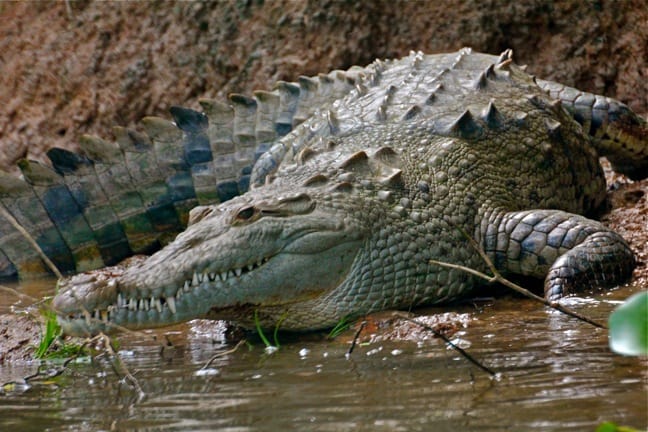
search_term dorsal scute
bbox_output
[273,81,300,134]
[199,98,235,150]
[17,159,63,186]
[141,116,183,144]
[442,110,483,139]
[302,173,328,187]
[402,105,422,121]
[378,168,404,188]
[372,146,400,166]
[169,106,208,134]
[253,90,281,143]
[338,150,370,171]
[79,134,121,161]
[473,63,497,90]
[47,148,93,176]
[229,93,258,146]
[497,48,514,64]
[482,102,504,129]
[113,126,151,152]
[296,146,318,165]
[293,76,322,126]
[328,181,354,193]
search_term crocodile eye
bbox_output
[235,206,257,221]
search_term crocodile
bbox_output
[1,48,645,336]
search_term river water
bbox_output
[0,280,646,431]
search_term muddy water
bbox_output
[0,280,646,431]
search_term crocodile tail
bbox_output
[536,79,648,180]
[0,69,361,280]
[0,168,76,279]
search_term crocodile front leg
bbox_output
[482,210,635,301]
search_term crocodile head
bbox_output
[53,184,367,336]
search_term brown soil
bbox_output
[0,313,40,362]
[0,1,645,361]
[601,161,648,287]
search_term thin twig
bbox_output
[200,339,246,371]
[100,333,146,402]
[345,320,366,358]
[27,355,77,381]
[430,227,607,329]
[0,205,63,279]
[0,284,42,304]
[396,313,497,376]
[431,259,606,328]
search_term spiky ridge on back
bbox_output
[255,47,606,220]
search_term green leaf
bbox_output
[327,316,351,339]
[596,422,618,432]
[596,421,642,432]
[35,307,88,359]
[35,308,62,358]
[608,291,648,356]
[254,309,273,349]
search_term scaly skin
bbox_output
[20,49,648,335]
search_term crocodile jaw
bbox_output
[53,196,365,336]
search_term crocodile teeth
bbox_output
[154,298,162,313]
[174,257,271,291]
[129,298,136,311]
[117,293,124,307]
[167,297,177,314]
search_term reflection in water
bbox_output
[0,280,646,431]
